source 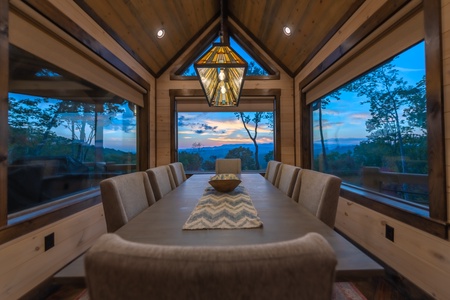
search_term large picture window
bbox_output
[312,42,427,209]
[177,111,274,172]
[7,45,137,215]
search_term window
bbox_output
[312,42,428,209]
[7,45,137,215]
[177,111,274,172]
[181,37,270,77]
[303,4,446,237]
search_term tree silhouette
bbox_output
[8,96,125,162]
[234,112,271,170]
[246,61,268,76]
[264,150,274,162]
[313,91,341,171]
[344,62,423,173]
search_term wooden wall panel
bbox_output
[0,205,106,300]
[156,19,296,167]
[336,200,450,299]
[0,0,8,227]
[444,0,450,222]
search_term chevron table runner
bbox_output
[182,185,263,230]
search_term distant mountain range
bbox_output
[179,143,274,169]
[313,138,367,156]
[178,138,367,164]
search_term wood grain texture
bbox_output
[0,0,8,227]
[0,204,106,300]
[66,0,366,78]
[76,0,218,78]
[336,199,450,299]
[424,0,447,221]
[24,0,150,90]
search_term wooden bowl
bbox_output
[209,174,241,193]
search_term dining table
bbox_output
[111,173,384,282]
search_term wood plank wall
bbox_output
[295,0,450,298]
[155,19,295,167]
[0,205,106,299]
[0,2,153,299]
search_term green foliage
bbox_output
[246,61,268,76]
[202,160,215,171]
[225,146,256,170]
[264,150,274,162]
[179,151,203,171]
[8,95,134,165]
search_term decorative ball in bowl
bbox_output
[209,174,241,193]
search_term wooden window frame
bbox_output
[0,1,150,244]
[169,89,281,166]
[301,0,447,239]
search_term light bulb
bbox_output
[219,69,226,81]
[221,85,226,94]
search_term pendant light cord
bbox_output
[220,0,224,43]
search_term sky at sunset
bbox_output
[177,112,274,149]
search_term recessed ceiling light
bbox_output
[157,28,165,39]
[283,26,292,36]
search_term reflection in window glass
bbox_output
[177,112,274,172]
[8,46,137,214]
[312,42,428,207]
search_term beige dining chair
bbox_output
[264,160,282,185]
[274,164,301,197]
[215,158,241,174]
[84,232,337,300]
[169,162,187,187]
[100,172,156,232]
[146,165,176,200]
[291,169,342,228]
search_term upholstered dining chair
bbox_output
[215,158,242,174]
[274,164,301,197]
[100,172,156,232]
[291,169,342,228]
[146,165,176,200]
[264,160,282,185]
[169,162,187,187]
[84,232,337,300]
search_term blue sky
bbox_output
[183,36,266,75]
[179,42,425,149]
[313,41,425,143]
[8,94,137,153]
[9,40,424,154]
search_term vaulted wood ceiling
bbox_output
[22,0,410,82]
[71,0,364,78]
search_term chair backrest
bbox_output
[264,160,282,185]
[85,232,337,300]
[274,164,301,197]
[100,172,156,232]
[215,158,241,174]
[292,169,342,228]
[169,162,187,186]
[146,165,176,200]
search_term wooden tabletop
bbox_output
[113,173,384,281]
